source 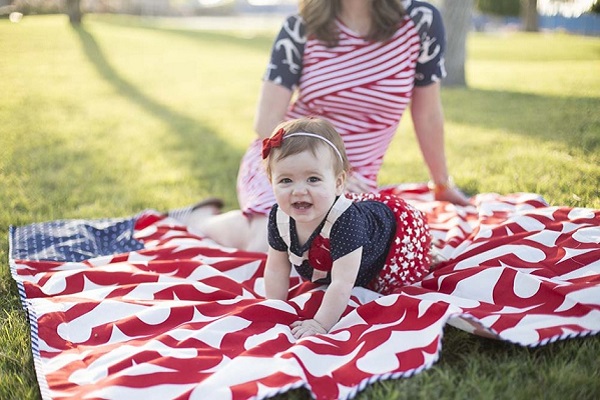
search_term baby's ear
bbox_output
[335,171,346,195]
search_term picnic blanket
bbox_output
[9,184,600,400]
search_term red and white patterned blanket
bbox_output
[9,184,600,400]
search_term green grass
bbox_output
[1,14,599,400]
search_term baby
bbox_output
[262,117,433,338]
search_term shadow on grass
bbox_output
[70,23,244,207]
[71,17,599,208]
[89,16,600,158]
[442,87,600,156]
[91,17,600,158]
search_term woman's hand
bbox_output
[433,185,471,206]
[290,319,327,339]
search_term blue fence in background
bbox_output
[473,13,600,36]
[539,14,600,36]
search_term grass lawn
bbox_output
[1,13,599,400]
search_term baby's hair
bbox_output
[264,117,351,179]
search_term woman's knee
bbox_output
[245,215,269,253]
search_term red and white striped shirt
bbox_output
[286,18,420,189]
[238,2,446,216]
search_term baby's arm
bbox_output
[291,247,363,338]
[264,246,292,300]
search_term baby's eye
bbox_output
[308,176,321,183]
[279,178,292,184]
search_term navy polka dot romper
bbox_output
[268,193,432,295]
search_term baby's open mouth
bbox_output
[292,202,312,210]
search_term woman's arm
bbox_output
[411,82,470,205]
[264,246,292,300]
[255,15,303,138]
[253,80,294,139]
[291,247,363,338]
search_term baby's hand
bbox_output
[290,319,327,339]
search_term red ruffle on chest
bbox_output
[308,236,333,272]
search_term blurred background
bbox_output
[1,0,599,36]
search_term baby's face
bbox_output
[271,145,345,229]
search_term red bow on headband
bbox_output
[261,128,285,159]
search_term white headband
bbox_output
[285,132,344,162]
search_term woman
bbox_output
[181,0,470,252]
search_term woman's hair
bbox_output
[264,117,351,179]
[299,0,407,46]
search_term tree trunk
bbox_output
[521,0,539,32]
[66,0,83,25]
[442,0,473,87]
